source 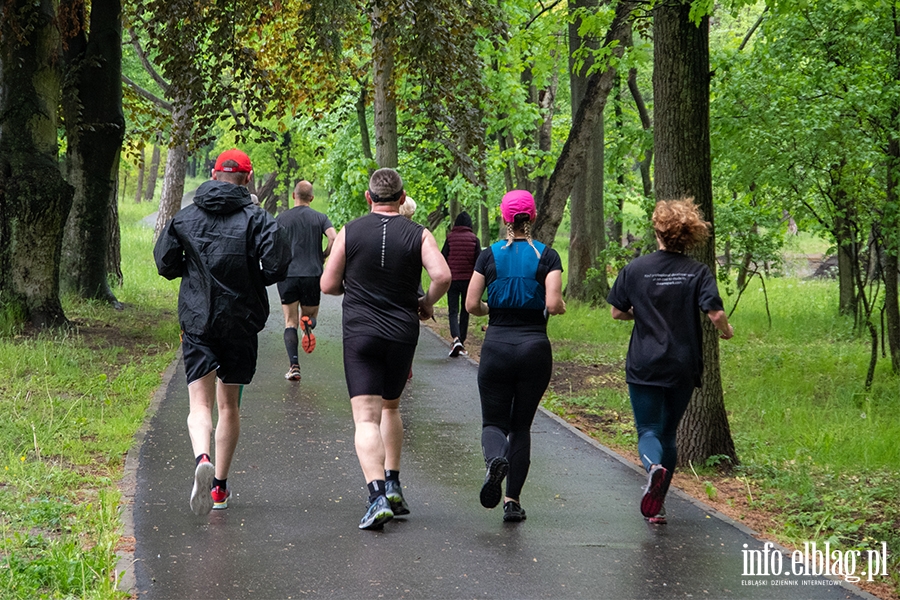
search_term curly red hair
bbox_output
[652,198,710,253]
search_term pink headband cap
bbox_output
[501,189,536,223]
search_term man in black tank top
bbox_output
[322,168,451,530]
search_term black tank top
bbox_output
[342,212,424,343]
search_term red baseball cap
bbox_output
[214,148,252,173]
[501,189,536,223]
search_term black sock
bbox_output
[213,477,226,489]
[367,480,386,503]
[384,470,400,483]
[195,453,211,466]
[284,327,299,365]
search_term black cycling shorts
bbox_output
[278,276,321,307]
[181,331,258,386]
[342,335,416,399]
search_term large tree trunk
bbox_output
[567,0,609,302]
[154,103,190,237]
[144,143,161,202]
[653,1,737,467]
[372,6,398,169]
[60,0,124,305]
[531,0,637,245]
[0,0,73,328]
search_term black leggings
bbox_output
[477,332,552,501]
[447,279,470,342]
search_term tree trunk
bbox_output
[0,0,73,328]
[154,104,190,238]
[627,68,654,201]
[653,1,737,467]
[108,169,123,287]
[835,208,858,317]
[357,80,373,162]
[531,0,637,246]
[883,131,900,371]
[134,145,145,204]
[567,0,608,302]
[60,0,124,305]
[145,144,161,202]
[372,6,398,169]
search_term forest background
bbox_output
[0,0,898,598]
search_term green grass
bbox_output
[0,201,179,599]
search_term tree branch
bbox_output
[738,7,769,52]
[128,27,171,94]
[122,74,173,111]
[524,0,565,30]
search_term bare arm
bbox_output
[465,271,488,316]
[707,309,734,339]
[418,229,451,320]
[322,226,337,258]
[320,227,346,295]
[544,269,566,315]
[611,305,634,321]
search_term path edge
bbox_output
[115,348,181,597]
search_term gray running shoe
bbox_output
[359,495,394,530]
[385,480,410,515]
[190,458,215,516]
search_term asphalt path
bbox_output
[124,290,874,599]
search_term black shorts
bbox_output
[181,331,258,385]
[342,335,417,399]
[278,276,321,306]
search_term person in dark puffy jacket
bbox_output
[154,148,290,517]
[441,211,481,357]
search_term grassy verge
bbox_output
[541,279,900,599]
[0,202,179,599]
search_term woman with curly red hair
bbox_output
[607,198,734,524]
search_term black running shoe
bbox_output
[359,495,393,530]
[503,500,526,522]
[479,456,509,509]
[385,480,410,516]
[640,464,668,519]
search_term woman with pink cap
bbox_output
[465,190,566,522]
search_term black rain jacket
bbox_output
[154,180,290,338]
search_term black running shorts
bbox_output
[278,276,321,307]
[181,331,258,386]
[342,335,416,399]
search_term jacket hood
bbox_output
[193,180,253,214]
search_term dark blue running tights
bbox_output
[628,383,694,484]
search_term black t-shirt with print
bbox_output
[607,250,724,388]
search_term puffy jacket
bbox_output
[154,180,290,338]
[441,225,480,281]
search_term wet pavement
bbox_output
[126,291,874,599]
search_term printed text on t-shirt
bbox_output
[644,272,697,286]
